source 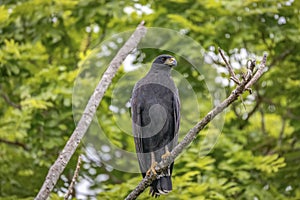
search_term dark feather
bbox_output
[131,55,180,196]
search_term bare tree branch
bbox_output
[260,108,267,135]
[269,47,294,69]
[237,87,262,129]
[0,86,22,110]
[125,53,268,200]
[245,54,267,89]
[64,156,82,200]
[35,21,147,200]
[218,47,240,85]
[285,108,300,121]
[238,100,261,129]
[0,138,28,150]
[278,116,286,147]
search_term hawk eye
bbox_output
[161,57,166,62]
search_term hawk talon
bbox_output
[161,150,171,160]
[146,161,157,176]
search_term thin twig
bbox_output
[269,47,294,69]
[245,54,267,89]
[260,108,267,135]
[218,47,240,85]
[64,156,82,200]
[35,21,147,200]
[239,100,261,129]
[0,90,22,110]
[285,108,300,121]
[125,53,268,200]
[278,117,285,147]
[0,138,28,150]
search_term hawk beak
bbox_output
[164,57,177,67]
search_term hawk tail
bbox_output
[150,176,172,197]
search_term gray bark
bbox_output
[35,21,147,200]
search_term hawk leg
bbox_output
[161,146,171,160]
[146,152,157,176]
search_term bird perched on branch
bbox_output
[131,55,180,197]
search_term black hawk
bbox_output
[131,55,180,197]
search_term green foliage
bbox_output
[0,0,299,199]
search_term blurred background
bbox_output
[0,0,299,199]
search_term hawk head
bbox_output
[153,55,177,67]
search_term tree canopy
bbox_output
[0,0,299,199]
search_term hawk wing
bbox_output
[131,83,180,176]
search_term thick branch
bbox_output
[35,21,147,200]
[125,53,268,200]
